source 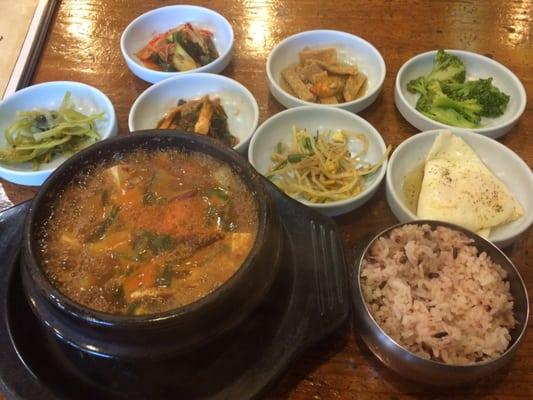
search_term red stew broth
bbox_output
[38,149,258,316]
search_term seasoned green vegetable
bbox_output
[406,50,510,128]
[150,52,175,72]
[86,206,120,242]
[133,230,177,258]
[206,187,229,201]
[287,153,309,163]
[0,92,103,170]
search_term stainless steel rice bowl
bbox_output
[351,220,529,386]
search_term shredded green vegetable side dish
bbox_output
[0,92,104,170]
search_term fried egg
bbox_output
[417,130,523,237]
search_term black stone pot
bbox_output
[20,131,283,391]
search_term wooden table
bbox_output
[1,0,532,398]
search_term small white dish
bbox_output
[394,50,527,139]
[128,73,259,154]
[120,5,234,84]
[386,129,533,247]
[248,106,388,216]
[266,30,386,113]
[0,81,117,186]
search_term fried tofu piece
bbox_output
[299,60,324,81]
[310,70,328,85]
[299,48,337,64]
[281,47,363,104]
[343,72,368,101]
[310,74,346,98]
[281,67,316,102]
[279,75,295,96]
[319,96,338,104]
[314,60,358,75]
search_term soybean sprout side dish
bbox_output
[267,127,390,203]
[0,92,103,170]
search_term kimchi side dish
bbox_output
[136,23,219,72]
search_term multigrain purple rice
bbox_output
[360,224,516,365]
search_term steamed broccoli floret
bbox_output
[420,106,479,129]
[416,80,481,127]
[406,76,428,96]
[427,49,466,83]
[432,97,481,124]
[425,80,481,116]
[406,50,465,95]
[441,78,510,117]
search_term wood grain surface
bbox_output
[1,0,532,399]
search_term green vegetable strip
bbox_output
[86,206,120,242]
[288,153,308,163]
[299,136,313,153]
[3,148,49,163]
[206,187,229,201]
[0,91,103,170]
[32,117,102,141]
[14,135,71,150]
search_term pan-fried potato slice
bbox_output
[281,67,316,102]
[343,72,368,101]
[299,48,337,64]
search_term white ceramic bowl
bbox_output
[394,50,527,139]
[128,73,259,154]
[0,81,117,186]
[266,30,386,113]
[385,129,533,247]
[248,106,388,216]
[120,5,234,84]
